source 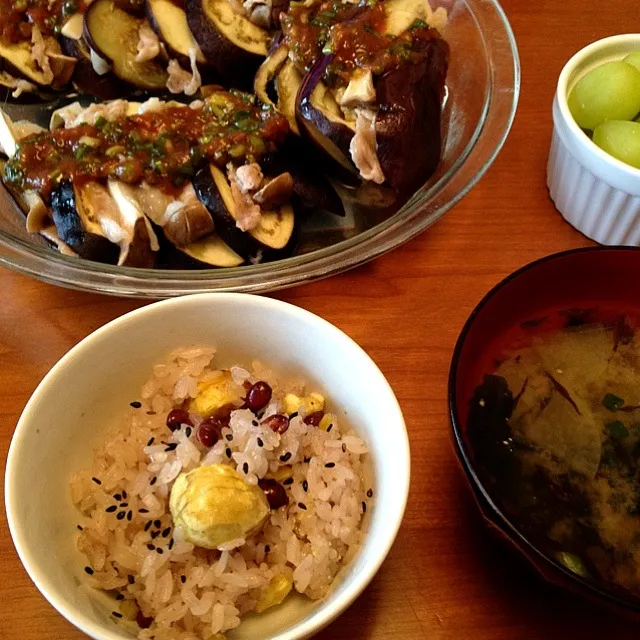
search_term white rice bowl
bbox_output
[6,294,409,640]
[70,347,372,640]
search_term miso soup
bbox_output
[468,307,640,601]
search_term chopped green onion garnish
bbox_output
[603,393,625,411]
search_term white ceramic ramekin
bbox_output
[548,34,640,245]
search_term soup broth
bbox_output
[468,307,640,601]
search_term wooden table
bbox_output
[1,2,638,638]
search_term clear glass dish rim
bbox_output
[0,0,520,298]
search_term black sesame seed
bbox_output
[290,412,298,419]
[92,477,102,485]
[302,480,308,492]
[226,433,233,441]
[150,476,157,486]
[84,566,94,575]
[367,489,373,498]
[362,501,367,513]
[327,424,333,432]
[180,575,186,584]
[257,437,264,447]
[77,525,83,531]
[252,420,259,427]
[280,452,292,462]
[113,493,122,501]
[226,447,232,458]
[154,520,161,528]
[128,575,135,584]
[164,443,178,452]
[130,401,142,408]
[127,510,133,521]
[122,490,127,499]
[139,508,149,514]
[147,437,155,446]
[144,521,152,532]
[168,538,175,550]
[117,511,126,520]
[112,611,123,618]
[283,477,294,485]
[325,462,335,468]
[147,543,155,551]
[304,457,311,463]
[298,502,307,510]
[115,594,124,601]
[151,531,160,539]
[106,505,118,513]
[265,545,270,553]
[243,462,249,474]
[162,527,171,538]
[185,426,192,438]
[342,443,347,453]
[156,547,164,555]
[119,503,128,508]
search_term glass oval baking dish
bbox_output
[0,0,520,298]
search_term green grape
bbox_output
[623,51,640,72]
[567,61,640,130]
[592,120,640,169]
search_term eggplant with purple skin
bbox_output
[0,41,76,91]
[261,139,345,216]
[193,163,295,262]
[296,33,448,195]
[146,0,208,68]
[177,233,245,267]
[60,36,128,100]
[288,0,449,195]
[84,0,169,90]
[375,37,448,194]
[254,42,300,133]
[50,179,159,267]
[51,181,120,263]
[296,57,359,184]
[186,0,270,83]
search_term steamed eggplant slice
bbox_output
[297,44,449,194]
[193,163,294,260]
[289,0,449,192]
[260,141,345,216]
[254,42,288,107]
[84,0,169,90]
[375,37,448,194]
[51,181,120,262]
[60,14,85,40]
[60,36,127,100]
[0,41,65,88]
[179,233,244,267]
[296,58,358,182]
[254,43,300,134]
[146,0,206,66]
[186,0,269,81]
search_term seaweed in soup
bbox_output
[467,315,640,601]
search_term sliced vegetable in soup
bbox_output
[468,310,640,601]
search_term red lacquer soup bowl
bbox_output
[449,246,640,615]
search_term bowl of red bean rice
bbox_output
[5,293,409,640]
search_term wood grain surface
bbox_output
[1,2,639,638]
